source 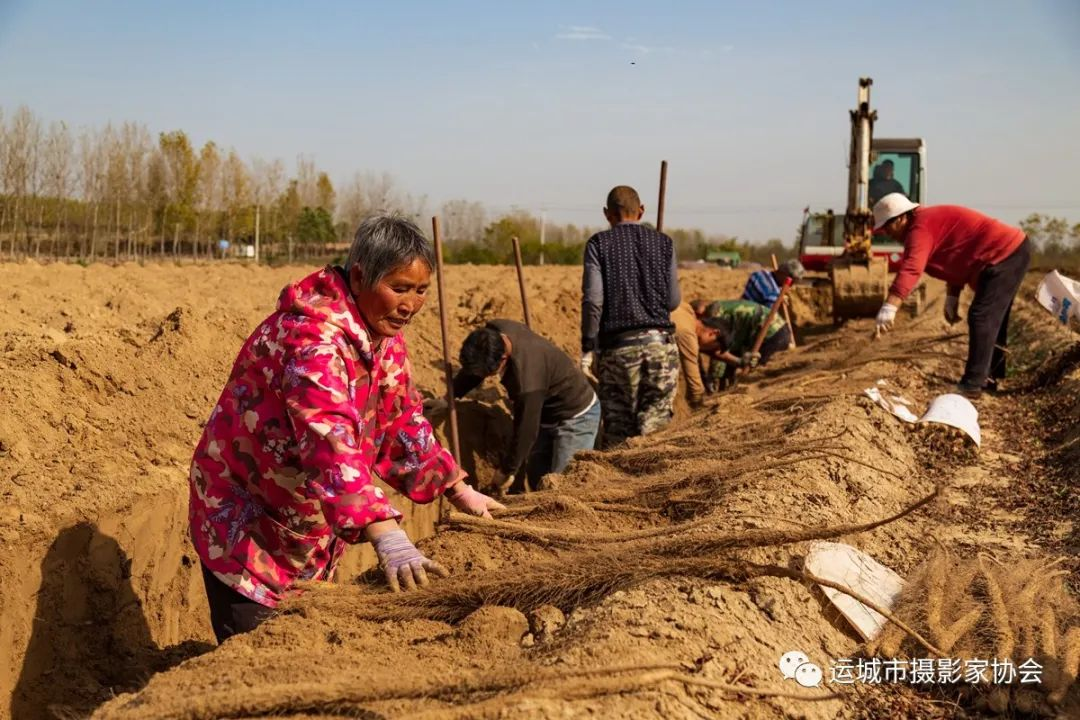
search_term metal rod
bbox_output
[254,204,260,264]
[772,253,797,349]
[656,160,668,232]
[432,216,461,462]
[539,210,546,266]
[511,235,532,328]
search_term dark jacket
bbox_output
[581,222,681,352]
[453,320,595,477]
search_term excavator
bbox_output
[798,77,928,323]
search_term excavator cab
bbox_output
[868,139,926,213]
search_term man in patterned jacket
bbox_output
[189,213,503,642]
[580,185,681,447]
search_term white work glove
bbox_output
[371,528,450,592]
[446,482,506,518]
[739,351,761,369]
[944,294,961,325]
[579,352,598,382]
[875,303,899,335]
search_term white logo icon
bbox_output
[794,662,823,687]
[778,651,809,679]
[779,650,823,687]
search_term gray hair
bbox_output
[345,212,436,289]
[781,258,805,280]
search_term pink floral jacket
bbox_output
[189,266,457,607]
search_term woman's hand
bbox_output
[366,522,449,592]
[447,482,506,519]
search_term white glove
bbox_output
[447,482,506,518]
[579,352,597,382]
[875,303,898,334]
[944,294,961,325]
[739,351,761,369]
[371,529,449,592]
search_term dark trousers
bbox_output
[759,325,792,364]
[201,564,274,643]
[960,238,1031,389]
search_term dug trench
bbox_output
[1,262,1075,718]
[0,262,754,719]
[94,277,1080,717]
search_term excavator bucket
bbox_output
[830,255,889,323]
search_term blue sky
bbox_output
[1,0,1078,240]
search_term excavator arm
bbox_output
[830,77,890,323]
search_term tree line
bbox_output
[0,105,435,262]
[0,104,801,267]
[1019,214,1080,272]
[15,104,1075,270]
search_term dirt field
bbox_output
[1,261,1077,719]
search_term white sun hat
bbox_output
[872,193,920,231]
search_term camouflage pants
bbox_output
[597,338,679,448]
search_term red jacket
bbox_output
[889,206,1025,299]
[189,267,457,607]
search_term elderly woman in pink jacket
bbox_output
[189,212,503,642]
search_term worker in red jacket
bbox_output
[872,193,1030,398]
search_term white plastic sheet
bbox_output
[863,387,919,423]
[1035,270,1080,325]
[805,541,905,641]
[863,386,981,447]
[920,393,981,447]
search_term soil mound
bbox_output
[456,606,530,645]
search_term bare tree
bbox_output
[0,106,8,253]
[102,123,134,259]
[363,171,400,212]
[221,149,252,252]
[78,126,107,259]
[41,120,74,257]
[144,147,168,256]
[195,140,221,257]
[4,106,42,257]
[294,154,320,209]
[440,199,487,246]
[126,123,152,258]
[251,156,284,207]
[336,172,368,234]
[251,156,284,255]
[406,192,429,227]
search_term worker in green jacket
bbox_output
[697,299,791,390]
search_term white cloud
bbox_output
[555,25,611,41]
[621,42,675,55]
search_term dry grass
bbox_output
[870,547,1080,711]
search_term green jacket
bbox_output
[703,300,786,356]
